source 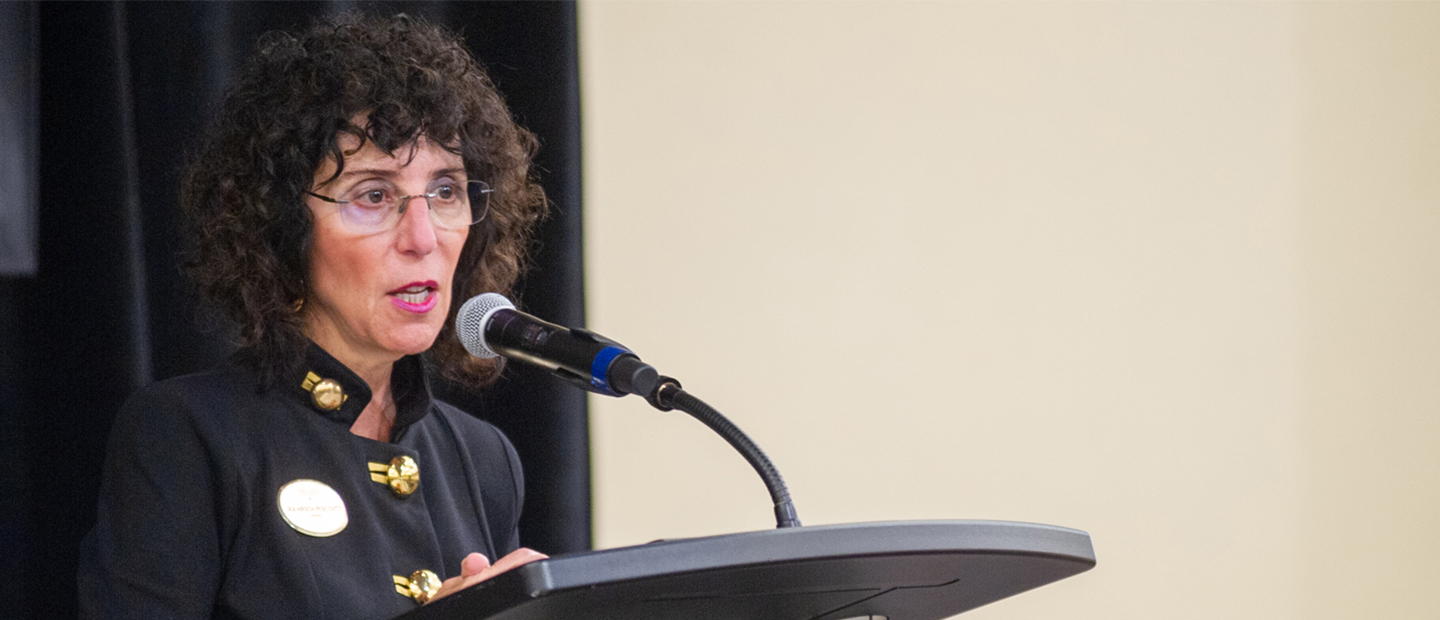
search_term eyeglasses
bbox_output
[307,179,492,234]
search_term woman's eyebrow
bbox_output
[326,167,398,185]
[318,165,467,189]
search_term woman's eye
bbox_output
[433,184,457,201]
[346,186,390,207]
[359,189,388,205]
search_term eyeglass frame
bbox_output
[305,179,493,233]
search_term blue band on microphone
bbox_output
[589,346,630,396]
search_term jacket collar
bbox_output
[289,342,434,441]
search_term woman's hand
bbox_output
[427,548,548,604]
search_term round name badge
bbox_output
[277,479,348,537]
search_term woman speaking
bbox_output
[79,14,547,619]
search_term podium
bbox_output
[396,520,1095,620]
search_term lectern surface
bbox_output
[396,520,1095,620]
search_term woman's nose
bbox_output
[394,196,438,255]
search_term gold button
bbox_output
[386,455,420,497]
[409,569,441,604]
[311,378,346,411]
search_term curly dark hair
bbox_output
[181,13,545,388]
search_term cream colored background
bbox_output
[579,2,1440,619]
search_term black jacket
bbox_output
[79,345,523,620]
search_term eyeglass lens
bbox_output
[337,180,489,233]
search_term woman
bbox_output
[79,14,547,619]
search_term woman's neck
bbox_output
[304,317,402,441]
[349,372,396,441]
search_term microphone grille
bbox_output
[456,292,515,359]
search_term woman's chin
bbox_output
[381,325,444,357]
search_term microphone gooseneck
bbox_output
[659,384,801,528]
[455,292,802,529]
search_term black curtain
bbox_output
[0,2,587,619]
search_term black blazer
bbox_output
[79,346,523,620]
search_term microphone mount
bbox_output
[641,376,801,529]
[590,362,802,529]
[456,293,801,529]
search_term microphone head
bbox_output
[456,292,515,359]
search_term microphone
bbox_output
[456,293,660,397]
[457,292,802,528]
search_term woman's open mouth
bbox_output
[388,281,439,313]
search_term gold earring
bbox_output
[291,298,305,313]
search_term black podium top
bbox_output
[396,520,1095,620]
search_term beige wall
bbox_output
[579,2,1440,619]
[1295,4,1440,618]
